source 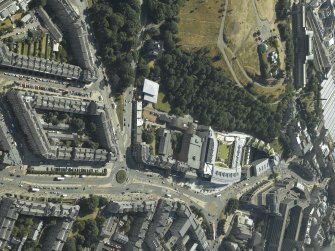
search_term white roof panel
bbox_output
[143,79,159,103]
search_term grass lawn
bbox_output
[223,0,286,98]
[116,169,127,184]
[255,0,276,21]
[155,92,171,113]
[35,41,40,57]
[217,143,230,162]
[29,43,34,56]
[0,19,12,29]
[23,44,29,55]
[300,92,315,113]
[215,162,228,168]
[250,81,285,101]
[46,47,51,60]
[178,0,223,50]
[270,138,283,155]
[12,13,22,22]
[77,208,99,221]
[223,0,259,76]
[41,34,47,58]
[150,135,156,155]
[231,59,252,86]
[115,95,124,131]
[147,60,155,69]
[17,42,22,54]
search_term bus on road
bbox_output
[30,187,40,192]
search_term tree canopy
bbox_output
[63,238,77,251]
[276,0,291,20]
[80,195,100,214]
[82,219,99,247]
[90,0,286,142]
[90,0,140,93]
[146,0,185,23]
[154,48,282,142]
[225,198,239,215]
[142,128,155,144]
[70,118,85,132]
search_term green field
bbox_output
[269,138,283,155]
[217,143,230,162]
[215,162,228,168]
[155,92,171,113]
[46,46,51,60]
[34,41,40,57]
[77,208,99,221]
[41,34,47,58]
[0,19,12,29]
[17,43,22,54]
[16,33,56,60]
[23,44,28,55]
[29,43,34,55]
[116,169,127,184]
[150,135,156,155]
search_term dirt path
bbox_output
[223,43,253,83]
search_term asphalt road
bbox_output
[122,86,134,149]
[0,158,277,219]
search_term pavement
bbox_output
[122,86,134,148]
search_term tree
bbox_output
[89,122,97,133]
[82,219,99,247]
[142,128,155,144]
[73,220,86,233]
[146,27,160,38]
[278,23,289,41]
[50,116,59,126]
[57,112,69,121]
[80,195,99,214]
[63,237,77,251]
[96,215,106,229]
[155,46,282,142]
[75,234,85,246]
[225,198,239,215]
[276,0,291,20]
[23,240,40,251]
[89,0,141,92]
[162,21,179,34]
[71,118,85,131]
[98,196,108,207]
[24,218,34,226]
[147,0,185,23]
[137,60,150,78]
[16,20,24,28]
[29,0,47,8]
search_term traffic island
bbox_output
[116,169,127,184]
